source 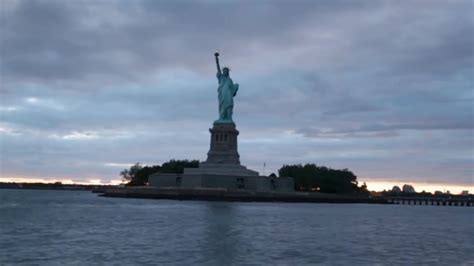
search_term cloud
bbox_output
[0,0,473,187]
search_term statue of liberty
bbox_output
[214,51,239,123]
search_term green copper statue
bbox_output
[214,51,239,123]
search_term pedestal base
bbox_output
[184,163,258,176]
[148,173,294,192]
[206,122,240,164]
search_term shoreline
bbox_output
[98,186,388,204]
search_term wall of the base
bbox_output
[148,173,294,192]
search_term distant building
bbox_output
[402,184,416,193]
[461,190,469,196]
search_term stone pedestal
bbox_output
[205,122,240,164]
[184,122,258,176]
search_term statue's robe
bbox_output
[217,73,239,121]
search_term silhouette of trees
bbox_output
[381,183,417,196]
[391,186,402,194]
[121,160,199,186]
[161,159,200,174]
[129,165,161,186]
[402,184,416,193]
[120,163,143,184]
[119,169,130,182]
[278,163,368,194]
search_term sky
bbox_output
[0,0,473,192]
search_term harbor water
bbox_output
[0,189,472,265]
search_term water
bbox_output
[0,189,473,265]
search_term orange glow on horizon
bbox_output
[359,178,473,194]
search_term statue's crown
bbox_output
[223,66,230,71]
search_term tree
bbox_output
[132,165,162,185]
[129,163,143,176]
[121,159,200,186]
[161,159,199,173]
[120,169,130,182]
[278,163,363,194]
[402,184,416,193]
[391,186,402,194]
[120,163,143,185]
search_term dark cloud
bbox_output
[0,0,472,187]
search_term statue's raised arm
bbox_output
[214,51,221,75]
